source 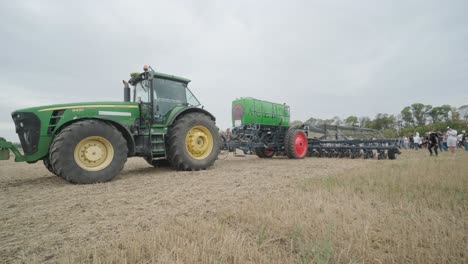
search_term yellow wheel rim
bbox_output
[74,136,114,171]
[185,125,214,160]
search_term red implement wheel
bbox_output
[285,129,308,159]
[255,147,275,158]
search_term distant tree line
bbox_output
[300,103,468,137]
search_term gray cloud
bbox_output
[1,0,467,141]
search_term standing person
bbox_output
[403,136,409,149]
[409,135,414,149]
[437,132,445,152]
[421,133,429,149]
[437,131,444,152]
[446,127,458,155]
[442,132,448,151]
[413,132,421,150]
[426,131,439,156]
[457,132,463,148]
[462,130,468,151]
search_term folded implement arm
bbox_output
[0,138,26,162]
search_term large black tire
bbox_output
[167,113,220,171]
[43,156,59,176]
[255,147,275,158]
[49,120,128,184]
[284,129,308,159]
[145,157,172,167]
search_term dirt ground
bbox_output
[0,152,371,263]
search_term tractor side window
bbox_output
[134,80,150,103]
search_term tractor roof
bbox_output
[129,71,191,85]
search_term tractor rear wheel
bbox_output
[167,113,220,171]
[285,129,308,159]
[255,147,275,158]
[49,120,128,184]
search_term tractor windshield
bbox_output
[134,80,150,103]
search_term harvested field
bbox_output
[0,150,467,263]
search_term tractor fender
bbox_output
[167,107,216,126]
[54,118,136,157]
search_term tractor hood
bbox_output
[14,101,139,113]
[10,101,140,163]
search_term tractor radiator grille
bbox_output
[12,112,41,155]
[47,109,65,134]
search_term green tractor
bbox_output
[0,65,220,184]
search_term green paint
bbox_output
[0,138,26,162]
[2,70,215,164]
[232,97,290,127]
[9,102,140,162]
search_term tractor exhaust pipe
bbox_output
[123,80,130,102]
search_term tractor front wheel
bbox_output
[43,156,59,176]
[49,120,128,184]
[167,113,220,170]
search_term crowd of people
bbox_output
[400,127,468,156]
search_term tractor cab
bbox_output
[126,66,201,124]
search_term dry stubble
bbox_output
[0,149,467,263]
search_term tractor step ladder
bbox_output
[151,134,166,159]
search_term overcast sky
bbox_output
[1,0,467,141]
